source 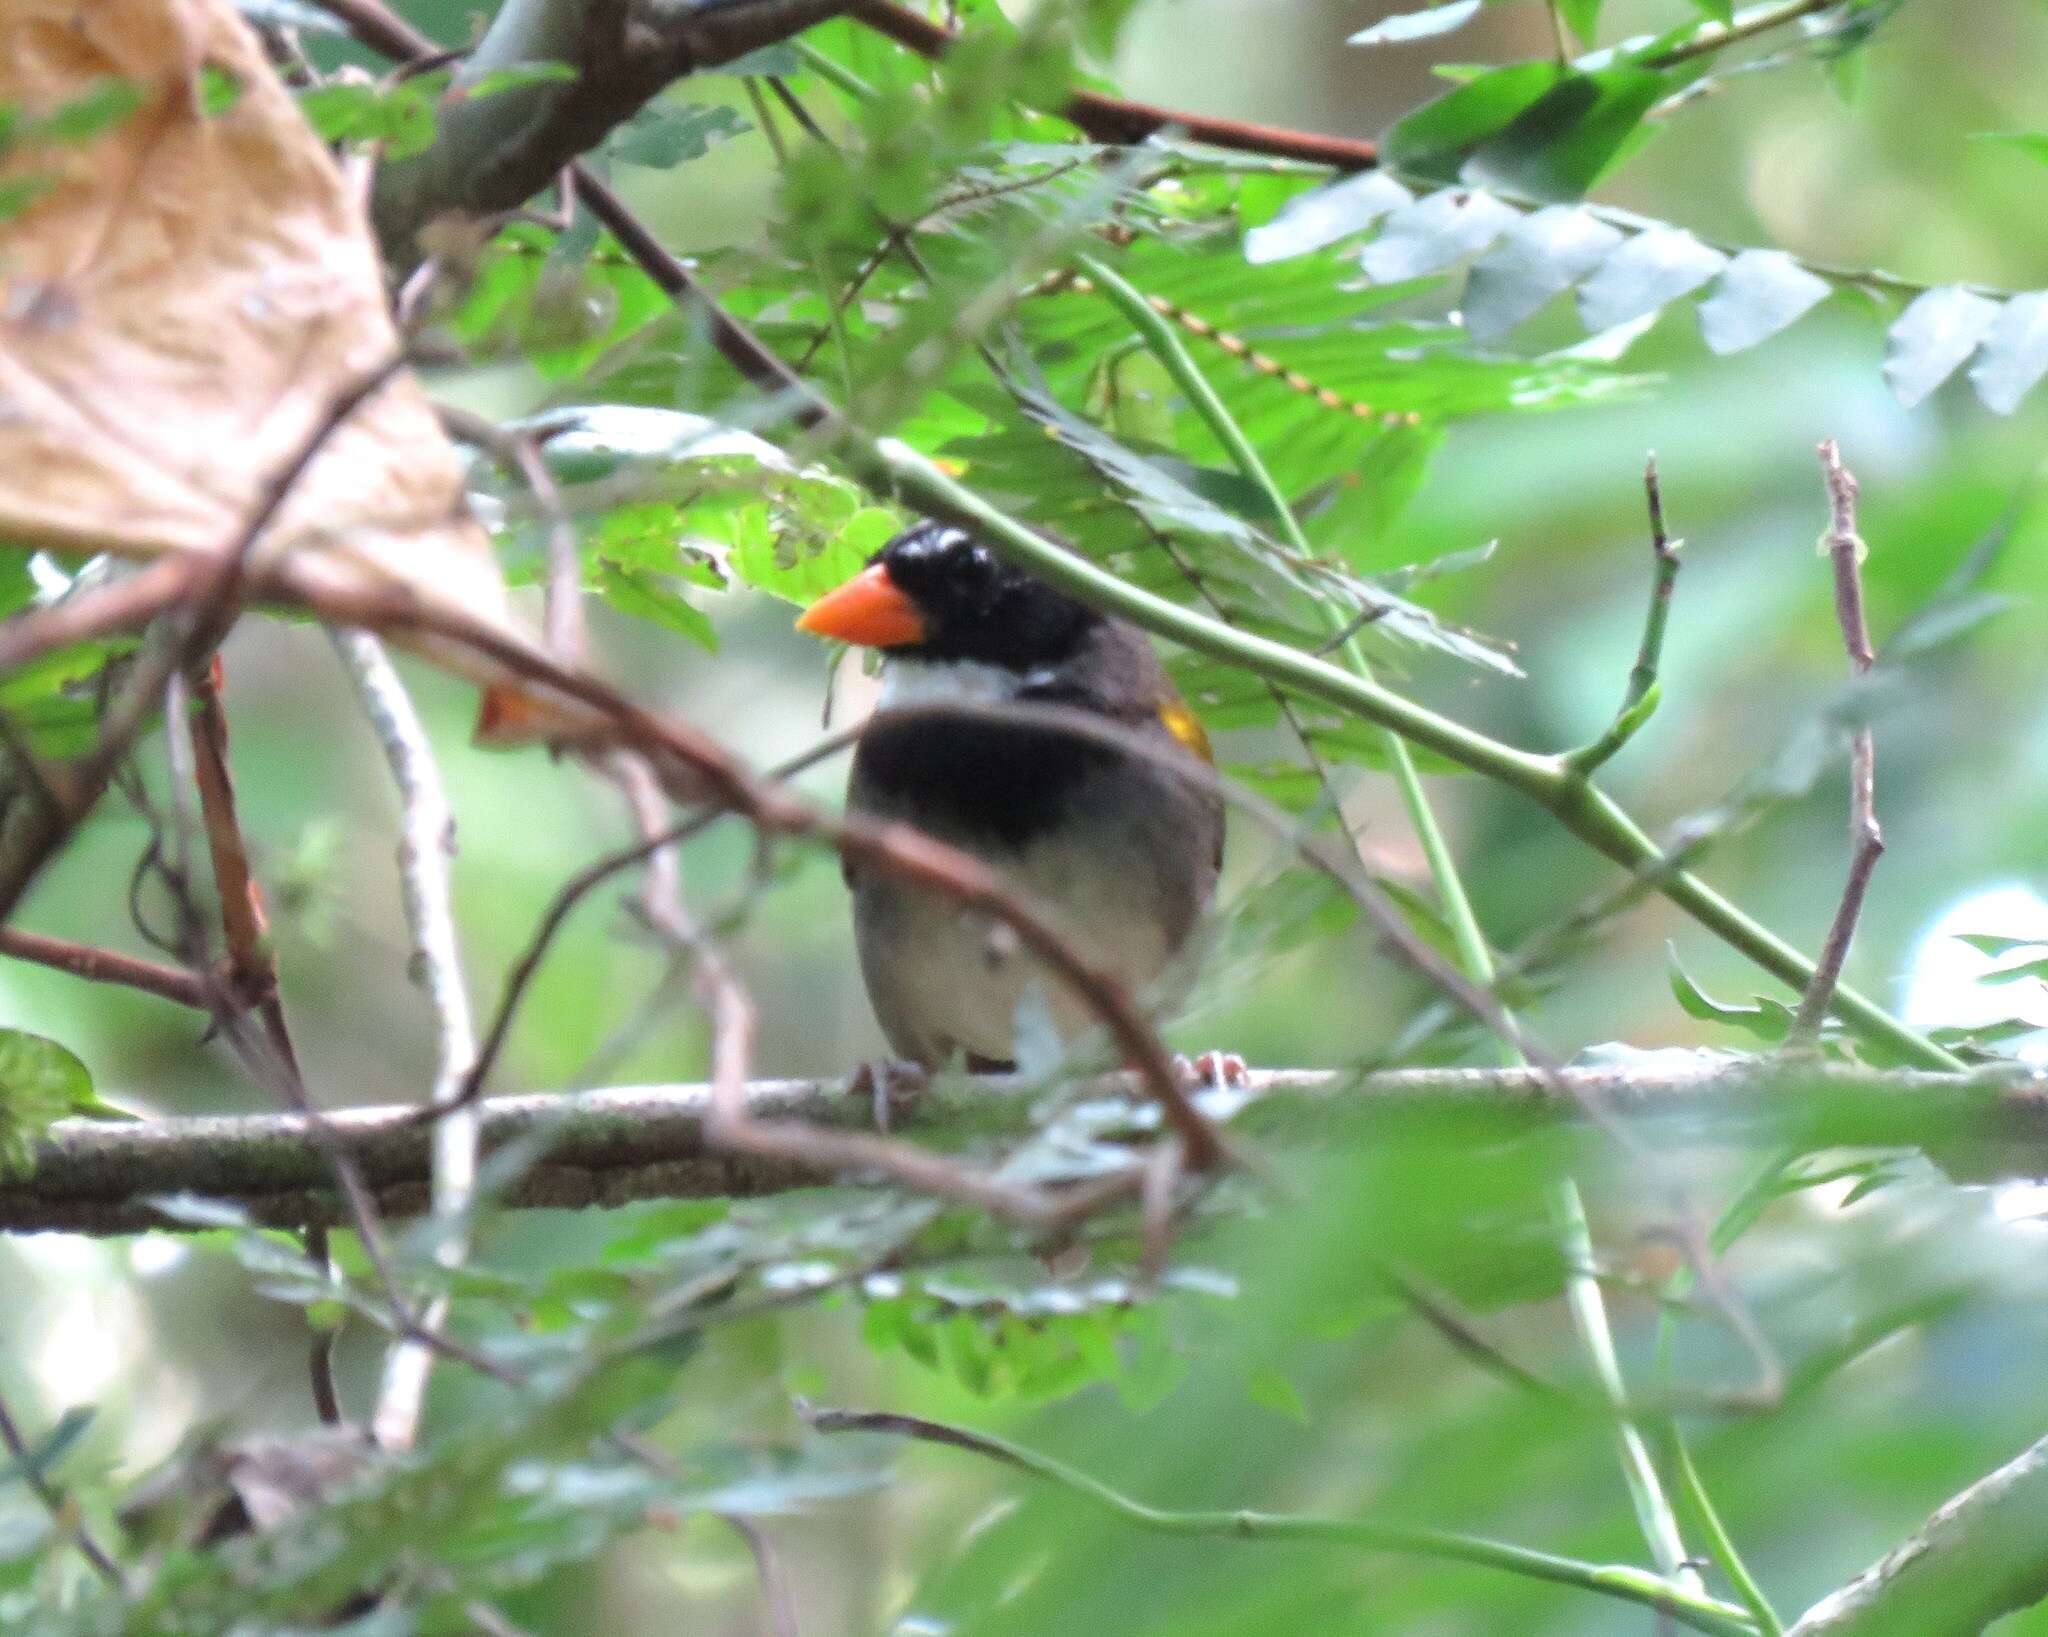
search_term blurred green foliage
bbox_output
[10,0,2048,1632]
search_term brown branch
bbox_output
[1790,440,1884,1046]
[847,0,1381,169]
[363,0,854,255]
[569,166,836,433]
[0,925,210,1010]
[9,1061,2048,1237]
[302,1225,346,1427]
[186,659,299,1076]
[0,556,202,680]
[308,0,431,59]
[721,1515,801,1637]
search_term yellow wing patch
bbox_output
[1159,699,1213,763]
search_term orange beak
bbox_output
[796,563,927,648]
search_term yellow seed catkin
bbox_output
[1065,274,1423,428]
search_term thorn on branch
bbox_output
[1788,440,1885,1049]
[1567,454,1683,778]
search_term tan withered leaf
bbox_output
[0,0,518,654]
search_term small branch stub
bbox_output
[1568,454,1682,777]
[1789,440,1885,1047]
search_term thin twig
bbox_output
[1570,454,1683,776]
[845,0,1382,169]
[1789,440,1883,1047]
[0,556,201,680]
[437,405,585,664]
[721,1515,800,1637]
[303,1224,346,1428]
[571,167,835,434]
[0,925,210,1010]
[186,660,300,1077]
[0,1385,128,1590]
[329,629,480,1452]
[802,1407,1754,1636]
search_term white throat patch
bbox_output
[877,658,1030,710]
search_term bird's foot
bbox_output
[1174,1050,1250,1092]
[847,1059,930,1133]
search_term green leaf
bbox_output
[1887,520,2014,656]
[1687,0,1735,21]
[1461,205,1623,339]
[595,560,719,650]
[0,1029,98,1176]
[1463,67,1672,204]
[1359,189,1518,282]
[606,100,752,168]
[1967,291,2048,415]
[0,1406,95,1488]
[1349,3,1484,46]
[723,43,803,76]
[460,60,579,100]
[296,79,439,158]
[0,633,135,757]
[1954,933,2048,958]
[1574,224,1726,332]
[1382,63,1563,186]
[1695,248,1832,354]
[197,64,245,118]
[0,175,55,222]
[1666,951,1795,1044]
[1969,130,2048,167]
[1242,171,1413,264]
[1555,0,1604,47]
[1884,286,2001,409]
[1245,1363,1310,1424]
[37,79,146,145]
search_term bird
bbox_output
[796,520,1225,1078]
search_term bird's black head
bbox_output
[798,521,1099,672]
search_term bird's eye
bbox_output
[949,547,997,597]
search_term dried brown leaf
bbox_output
[0,0,516,647]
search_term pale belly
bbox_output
[850,831,1181,1068]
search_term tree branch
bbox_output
[802,1405,1752,1636]
[1787,1429,2048,1635]
[328,629,481,1452]
[0,925,211,1010]
[845,0,1381,169]
[6,1062,2045,1236]
[366,0,854,257]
